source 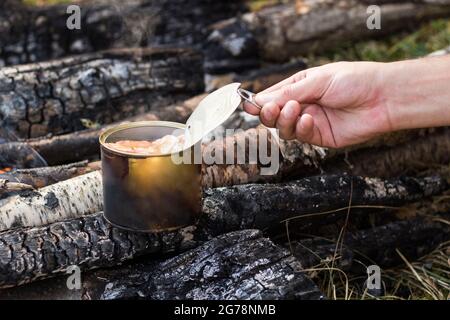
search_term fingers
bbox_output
[276,100,301,139]
[255,76,318,108]
[243,69,310,115]
[242,101,261,115]
[295,114,316,143]
[259,70,308,94]
[259,101,280,128]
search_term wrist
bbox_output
[376,57,450,132]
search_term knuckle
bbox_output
[281,84,294,98]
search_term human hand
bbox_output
[243,61,392,148]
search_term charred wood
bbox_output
[0,161,100,191]
[0,0,245,67]
[0,94,206,168]
[323,129,450,178]
[205,0,450,66]
[290,216,450,270]
[0,48,203,139]
[82,230,324,300]
[0,174,446,288]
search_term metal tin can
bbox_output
[99,121,201,232]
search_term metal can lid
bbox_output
[184,82,242,148]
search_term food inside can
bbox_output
[105,134,185,155]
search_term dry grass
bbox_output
[297,236,450,300]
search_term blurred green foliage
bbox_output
[311,19,450,65]
[24,0,72,6]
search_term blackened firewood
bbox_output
[237,60,307,93]
[201,128,326,188]
[290,216,450,270]
[205,1,450,65]
[324,129,450,178]
[0,212,200,288]
[0,94,206,168]
[202,175,447,235]
[83,229,324,300]
[205,59,307,92]
[0,47,203,139]
[0,161,99,192]
[204,18,260,74]
[0,179,33,197]
[0,175,446,288]
[0,0,246,67]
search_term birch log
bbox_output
[0,47,203,139]
[0,171,102,231]
[0,174,446,288]
[205,0,450,66]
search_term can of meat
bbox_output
[99,121,201,232]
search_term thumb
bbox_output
[255,77,319,107]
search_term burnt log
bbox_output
[0,94,206,168]
[0,174,446,288]
[201,128,326,188]
[82,230,324,300]
[0,160,100,192]
[0,230,324,300]
[205,59,307,92]
[0,179,33,197]
[323,129,450,178]
[0,0,245,67]
[290,216,450,270]
[205,0,450,66]
[204,126,450,188]
[0,47,203,139]
[0,212,198,288]
[201,175,447,234]
[0,58,309,169]
[3,121,447,186]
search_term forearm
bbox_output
[378,56,450,131]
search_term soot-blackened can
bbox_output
[99,121,201,232]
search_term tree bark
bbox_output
[0,0,246,67]
[205,0,450,66]
[0,47,204,139]
[206,59,307,92]
[0,174,446,288]
[81,229,324,300]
